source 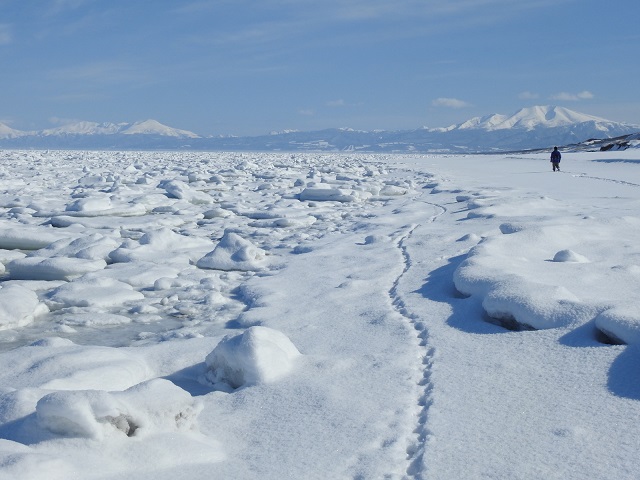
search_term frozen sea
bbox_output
[0,149,639,479]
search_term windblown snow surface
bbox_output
[0,149,639,479]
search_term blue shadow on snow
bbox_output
[417,254,506,335]
[607,344,640,400]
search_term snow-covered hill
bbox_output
[3,119,200,141]
[441,106,616,132]
[572,132,640,152]
[40,122,127,136]
[120,119,200,138]
[0,107,637,152]
[0,122,29,138]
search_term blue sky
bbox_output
[1,0,639,136]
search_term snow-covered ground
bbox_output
[0,149,639,479]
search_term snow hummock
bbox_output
[0,224,71,250]
[552,249,590,263]
[36,379,201,439]
[595,305,640,344]
[0,285,49,329]
[204,326,301,389]
[196,230,267,271]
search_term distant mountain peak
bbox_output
[450,105,627,132]
[121,119,200,138]
[0,122,28,138]
[41,121,126,136]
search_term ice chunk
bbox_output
[299,187,357,203]
[36,379,201,440]
[7,338,151,391]
[158,179,213,204]
[36,389,127,439]
[109,227,212,265]
[595,305,640,344]
[7,257,107,281]
[205,326,301,388]
[0,285,49,330]
[196,231,266,271]
[37,234,120,261]
[482,281,594,330]
[0,225,70,250]
[47,277,144,309]
[65,196,113,213]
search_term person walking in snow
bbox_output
[550,146,561,172]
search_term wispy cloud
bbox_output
[49,92,106,103]
[298,109,315,116]
[182,0,573,54]
[550,90,594,101]
[0,24,12,45]
[518,91,539,100]
[48,61,148,85]
[327,99,346,107]
[326,99,363,108]
[48,0,98,14]
[432,97,472,109]
[48,116,84,125]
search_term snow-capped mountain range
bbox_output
[435,105,614,132]
[1,106,638,152]
[38,119,201,138]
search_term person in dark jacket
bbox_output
[550,146,561,172]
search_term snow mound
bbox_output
[47,277,144,309]
[203,207,233,219]
[62,196,147,217]
[379,185,407,196]
[452,219,627,329]
[65,196,113,213]
[109,227,212,265]
[158,179,213,204]
[2,338,151,391]
[88,261,180,289]
[0,285,49,330]
[481,281,594,330]
[7,257,107,281]
[61,312,132,326]
[205,326,301,389]
[0,225,70,250]
[499,222,526,234]
[36,379,201,440]
[364,234,389,245]
[299,187,357,203]
[595,305,640,344]
[552,249,590,263]
[37,234,120,261]
[196,231,267,271]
